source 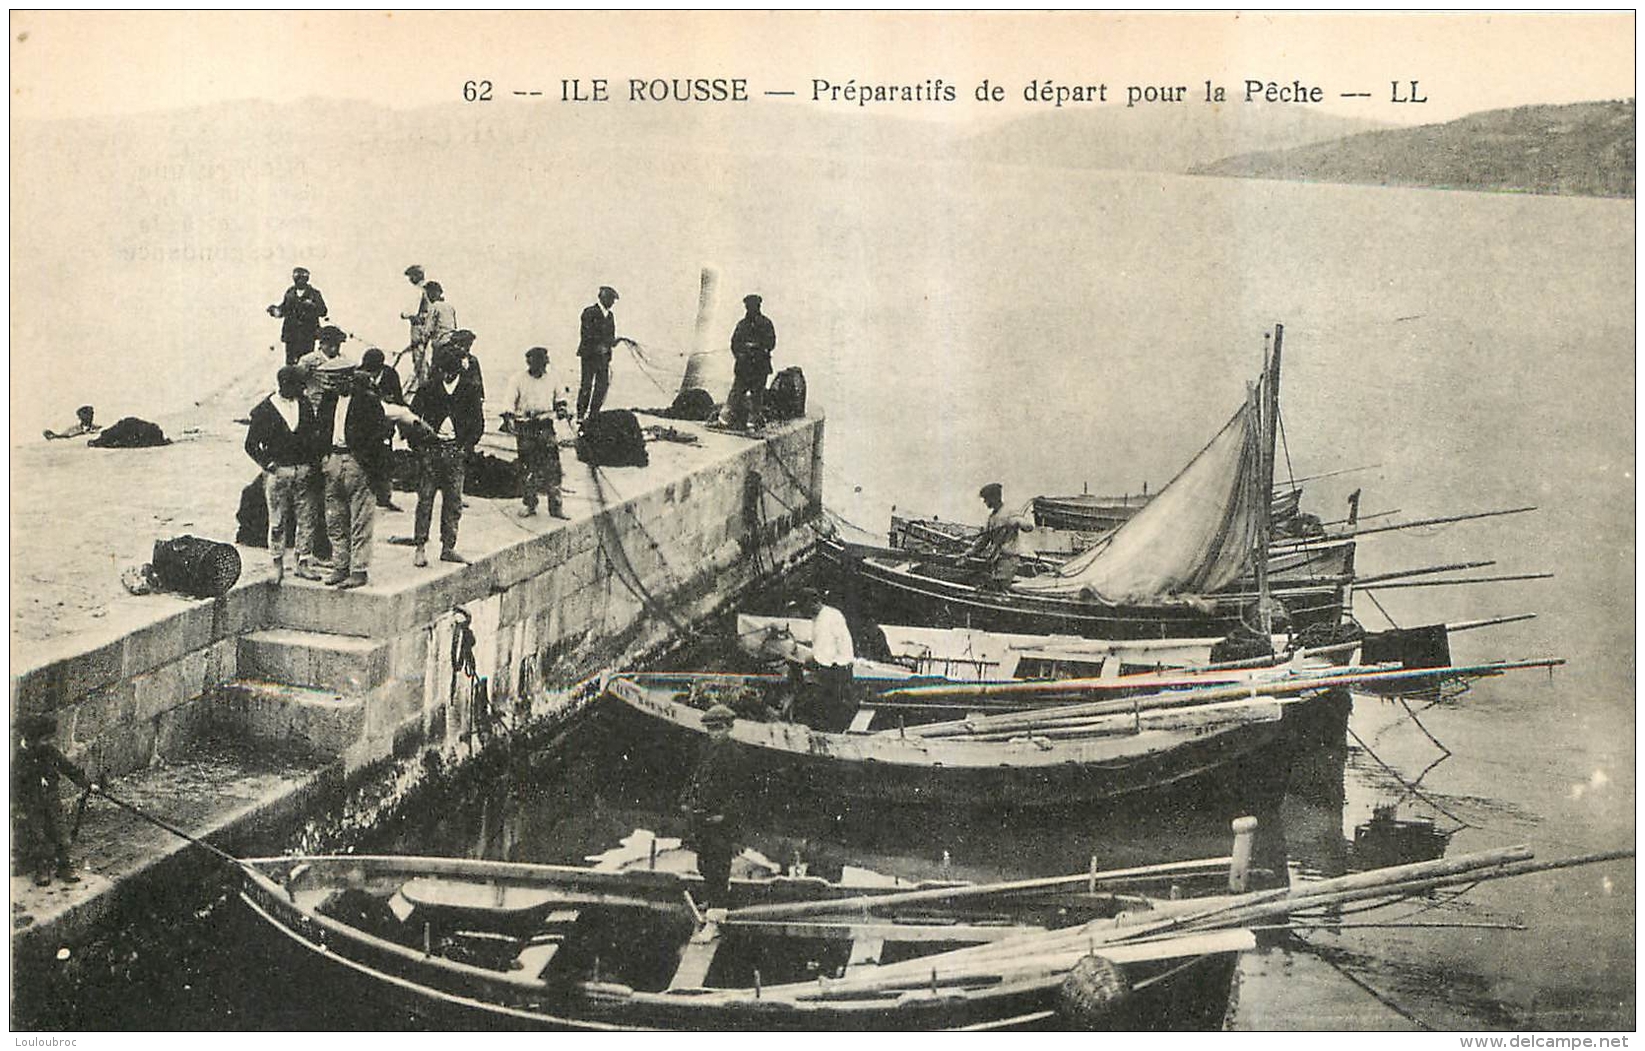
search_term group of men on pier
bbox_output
[254,265,783,588]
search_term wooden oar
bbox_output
[1327,505,1537,540]
[888,657,1566,723]
[1358,572,1554,591]
[893,658,1565,739]
[724,855,1234,922]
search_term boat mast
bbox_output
[1254,325,1283,635]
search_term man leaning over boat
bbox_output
[968,482,1034,589]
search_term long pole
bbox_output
[1359,573,1555,591]
[1329,505,1538,539]
[895,658,1564,738]
[88,784,248,870]
[725,855,1234,922]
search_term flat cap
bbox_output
[701,704,736,728]
[316,325,348,344]
[598,285,619,301]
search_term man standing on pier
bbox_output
[500,346,570,519]
[245,365,320,584]
[359,348,405,511]
[576,285,619,422]
[723,293,776,431]
[424,281,457,359]
[268,266,329,365]
[313,356,393,589]
[410,344,485,567]
[400,264,432,391]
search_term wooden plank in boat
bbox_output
[722,918,1048,943]
[399,877,560,915]
[514,938,563,980]
[668,930,722,991]
[846,709,876,734]
[846,937,884,972]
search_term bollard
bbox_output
[1228,815,1259,893]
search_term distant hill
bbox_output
[1190,100,1635,198]
[961,105,1384,174]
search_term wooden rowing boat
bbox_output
[238,852,1249,1030]
[601,671,1340,810]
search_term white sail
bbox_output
[1012,398,1263,604]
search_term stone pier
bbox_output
[9,415,824,951]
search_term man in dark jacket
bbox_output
[410,344,486,567]
[13,713,93,886]
[680,704,743,908]
[244,365,320,584]
[313,357,393,589]
[359,347,405,511]
[267,266,329,365]
[723,294,777,430]
[576,285,619,422]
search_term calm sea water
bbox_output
[10,147,1633,1030]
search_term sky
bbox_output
[9,10,1636,126]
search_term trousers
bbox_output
[415,442,467,551]
[577,352,610,419]
[322,452,375,573]
[723,370,769,429]
[514,422,563,511]
[263,463,317,565]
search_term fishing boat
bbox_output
[604,670,1345,810]
[736,612,1533,683]
[825,325,1356,642]
[237,836,1631,1031]
[237,850,1250,1030]
[891,487,1311,560]
[602,653,1559,811]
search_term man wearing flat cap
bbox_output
[267,266,330,365]
[312,355,395,589]
[298,325,350,408]
[576,286,620,422]
[409,340,486,567]
[680,703,744,908]
[723,293,777,431]
[968,482,1034,589]
[358,348,405,510]
[245,364,321,583]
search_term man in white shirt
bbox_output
[500,346,571,519]
[968,482,1034,589]
[400,265,431,392]
[787,588,857,730]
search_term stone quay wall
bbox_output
[10,417,825,783]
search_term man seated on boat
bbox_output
[967,482,1034,589]
[680,704,742,908]
[782,589,858,731]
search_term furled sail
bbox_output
[1012,398,1263,604]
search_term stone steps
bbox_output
[209,679,367,759]
[238,627,390,693]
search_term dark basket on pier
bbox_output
[151,535,242,598]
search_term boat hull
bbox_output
[820,540,1348,642]
[602,676,1321,814]
[240,868,1239,1031]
